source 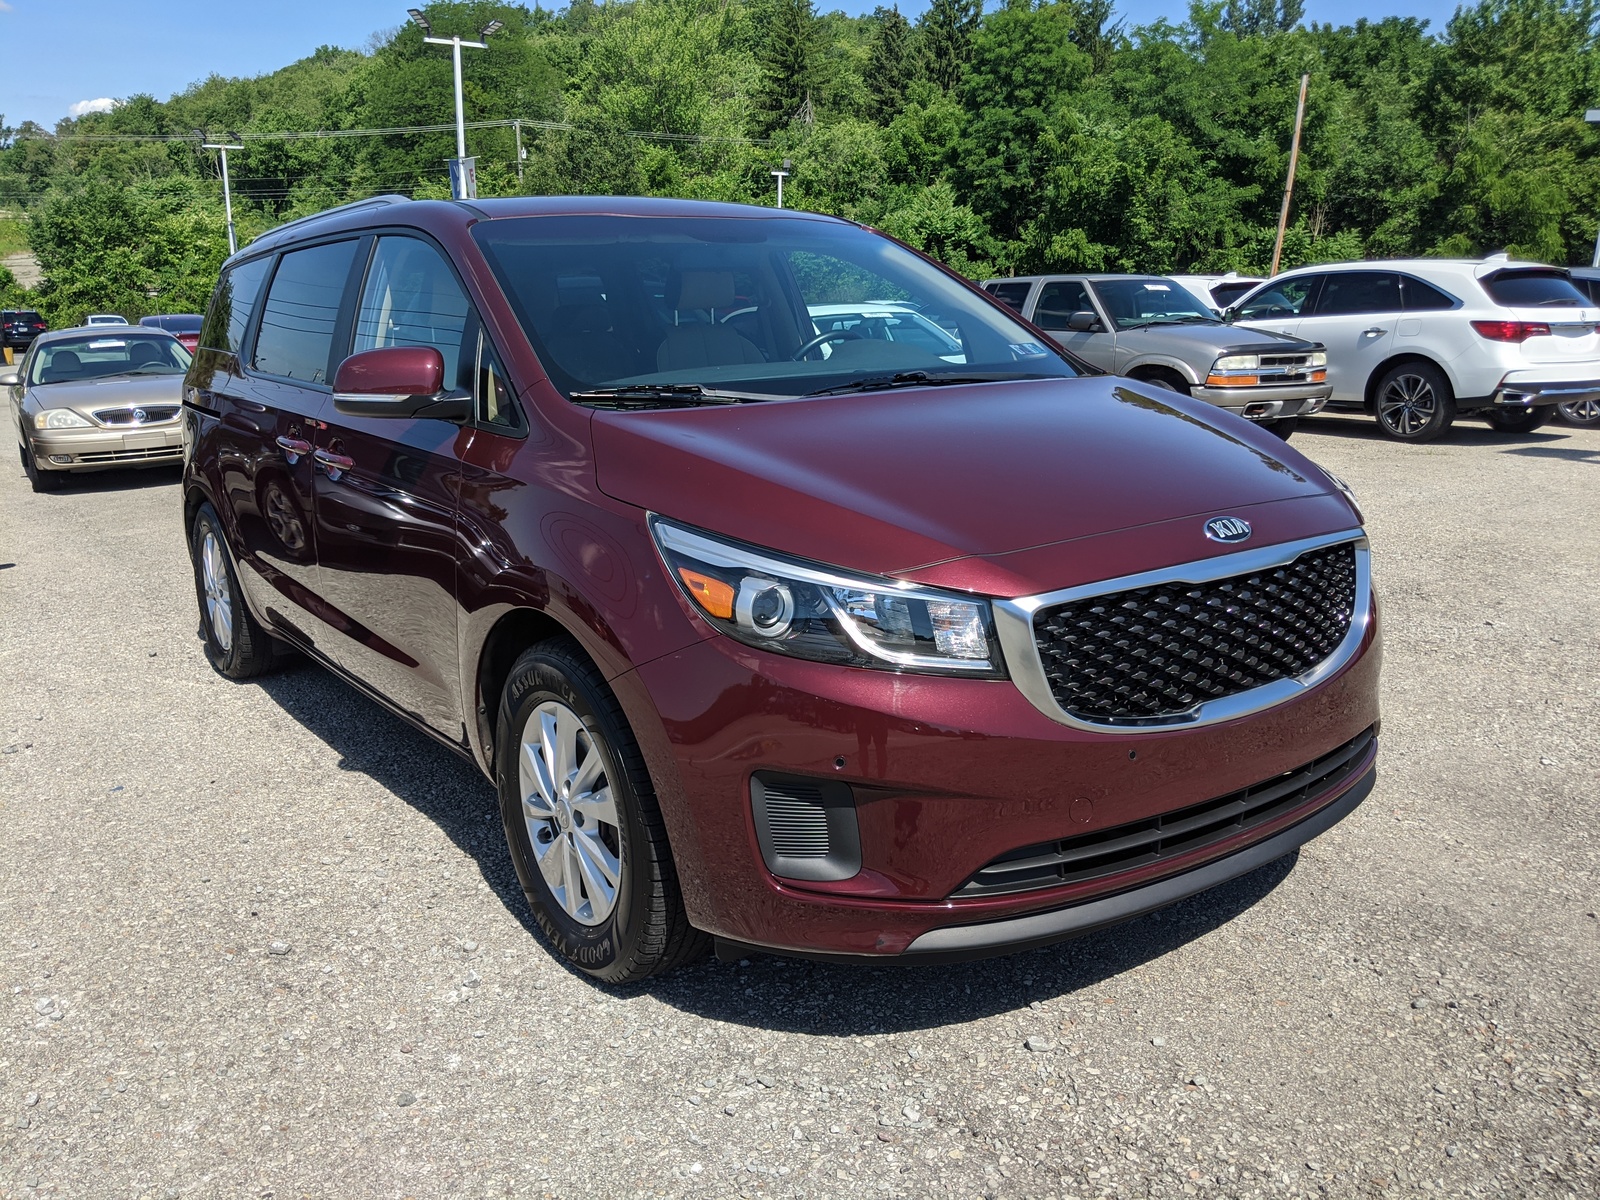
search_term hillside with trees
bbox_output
[0,0,1596,324]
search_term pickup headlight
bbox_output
[1207,353,1261,386]
[1306,351,1327,367]
[651,518,1006,676]
[35,409,93,429]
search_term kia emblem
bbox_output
[1205,516,1252,543]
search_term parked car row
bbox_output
[986,256,1600,442]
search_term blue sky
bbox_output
[2,0,1465,130]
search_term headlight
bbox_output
[1323,470,1364,524]
[1212,354,1260,373]
[1306,351,1327,367]
[651,518,1005,676]
[35,409,93,429]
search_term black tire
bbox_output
[1483,406,1552,434]
[1373,362,1455,442]
[1133,373,1186,394]
[496,638,708,983]
[189,502,278,679]
[1265,417,1298,440]
[19,438,61,492]
[1557,398,1600,426]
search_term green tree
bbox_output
[754,0,826,133]
[919,0,981,92]
[866,8,920,120]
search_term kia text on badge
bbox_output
[1205,516,1252,543]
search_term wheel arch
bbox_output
[471,606,586,775]
[1124,358,1199,390]
[1361,352,1457,414]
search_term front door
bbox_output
[310,235,477,741]
[1030,279,1109,368]
[1293,272,1401,403]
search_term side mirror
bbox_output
[1066,311,1101,333]
[332,347,469,421]
[0,367,20,387]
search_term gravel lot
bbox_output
[1,413,1597,1200]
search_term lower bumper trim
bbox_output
[902,761,1375,960]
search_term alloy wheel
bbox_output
[519,700,623,926]
[200,530,234,651]
[1559,398,1600,425]
[1378,374,1437,437]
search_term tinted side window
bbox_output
[990,281,1032,312]
[1482,271,1589,307]
[1033,281,1093,329]
[200,256,271,354]
[252,241,360,384]
[1210,281,1257,306]
[1237,275,1322,319]
[1315,272,1401,316]
[352,236,472,386]
[1399,276,1457,311]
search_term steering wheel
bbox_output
[791,329,865,361]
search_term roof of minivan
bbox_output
[237,194,845,263]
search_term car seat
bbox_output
[547,303,630,387]
[127,341,165,367]
[656,271,766,372]
[41,350,84,383]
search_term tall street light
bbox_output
[200,136,245,254]
[409,9,502,199]
[1587,109,1600,267]
[770,158,792,209]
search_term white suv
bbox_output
[1229,256,1600,442]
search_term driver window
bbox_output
[353,237,471,384]
[1237,275,1323,320]
[1034,281,1093,330]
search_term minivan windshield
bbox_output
[472,214,1077,404]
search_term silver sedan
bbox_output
[4,326,191,492]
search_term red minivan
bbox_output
[181,196,1380,983]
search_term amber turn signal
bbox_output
[1206,374,1260,387]
[677,567,736,619]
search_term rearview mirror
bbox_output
[1066,311,1101,333]
[0,367,19,387]
[332,347,469,421]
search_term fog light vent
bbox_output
[751,773,862,883]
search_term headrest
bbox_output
[50,350,82,370]
[671,270,736,312]
[128,342,164,365]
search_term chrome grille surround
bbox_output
[993,529,1371,733]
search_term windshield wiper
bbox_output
[569,384,781,409]
[804,371,1049,398]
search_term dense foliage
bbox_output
[0,0,1596,324]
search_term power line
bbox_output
[26,117,771,148]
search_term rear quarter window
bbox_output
[1400,277,1457,311]
[1481,271,1589,308]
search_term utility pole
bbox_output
[770,158,792,209]
[514,118,525,187]
[1270,74,1310,279]
[1587,109,1600,267]
[202,140,245,254]
[409,10,502,199]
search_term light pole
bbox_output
[201,138,245,254]
[770,158,792,209]
[409,9,502,199]
[1587,109,1600,267]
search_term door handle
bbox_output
[1362,327,1389,337]
[314,447,354,481]
[275,434,311,464]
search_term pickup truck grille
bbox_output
[1032,542,1358,723]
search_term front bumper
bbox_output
[29,424,183,471]
[1189,382,1332,419]
[618,594,1382,959]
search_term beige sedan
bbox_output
[4,327,191,492]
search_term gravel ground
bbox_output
[1,413,1597,1200]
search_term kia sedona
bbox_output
[181,196,1381,983]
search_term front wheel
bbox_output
[19,438,61,492]
[1483,406,1552,434]
[1374,363,1455,442]
[1265,417,1298,440]
[1557,398,1600,426]
[496,639,708,983]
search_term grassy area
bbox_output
[0,216,31,258]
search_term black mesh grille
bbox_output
[1033,542,1358,723]
[954,726,1375,898]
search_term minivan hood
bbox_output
[592,378,1350,598]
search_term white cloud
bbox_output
[68,98,117,117]
[0,3,13,13]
